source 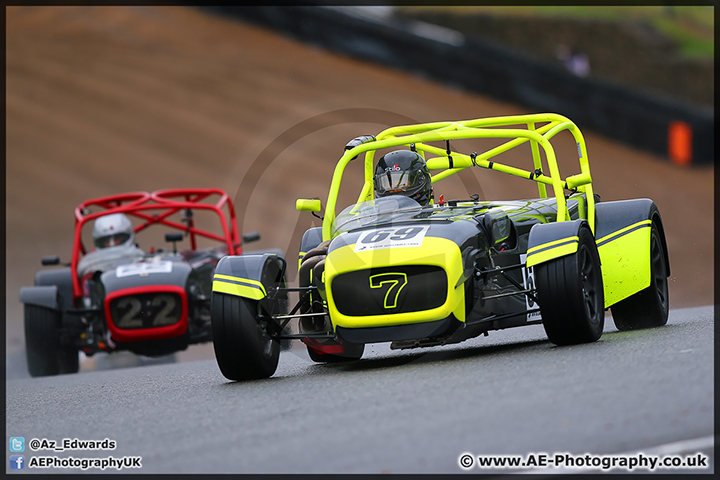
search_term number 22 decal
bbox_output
[369,272,408,309]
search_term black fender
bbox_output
[212,253,287,303]
[33,267,74,307]
[595,198,669,276]
[594,198,669,307]
[24,267,84,330]
[22,267,74,311]
[298,227,323,268]
[243,247,285,257]
[526,219,590,268]
[20,285,61,311]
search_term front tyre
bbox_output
[24,305,78,377]
[611,222,669,331]
[58,342,80,375]
[211,293,280,381]
[536,225,605,345]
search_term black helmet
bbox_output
[373,150,433,206]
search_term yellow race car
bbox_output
[210,113,670,381]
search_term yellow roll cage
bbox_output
[308,113,595,241]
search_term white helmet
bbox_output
[92,213,135,249]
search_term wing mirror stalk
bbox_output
[296,199,324,220]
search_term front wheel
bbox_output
[211,293,280,381]
[24,305,79,377]
[535,225,605,345]
[611,221,669,331]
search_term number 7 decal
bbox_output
[369,272,408,309]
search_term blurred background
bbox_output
[5,5,714,378]
[395,5,713,110]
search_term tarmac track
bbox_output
[5,306,714,474]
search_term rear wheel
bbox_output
[25,305,78,377]
[611,222,669,330]
[211,293,280,381]
[535,225,605,345]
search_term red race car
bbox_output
[20,188,261,377]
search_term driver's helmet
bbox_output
[373,150,433,206]
[92,213,135,249]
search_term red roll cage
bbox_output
[70,188,241,301]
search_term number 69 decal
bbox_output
[354,226,429,252]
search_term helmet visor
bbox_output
[374,170,424,195]
[95,233,131,249]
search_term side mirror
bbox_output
[296,199,322,212]
[165,232,183,254]
[41,256,60,266]
[242,232,261,244]
[165,232,183,242]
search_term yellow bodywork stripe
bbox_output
[596,220,651,246]
[526,236,579,268]
[212,274,266,300]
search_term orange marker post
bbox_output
[668,120,693,166]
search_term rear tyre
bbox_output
[536,225,605,345]
[611,222,669,331]
[211,293,280,381]
[25,305,78,377]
